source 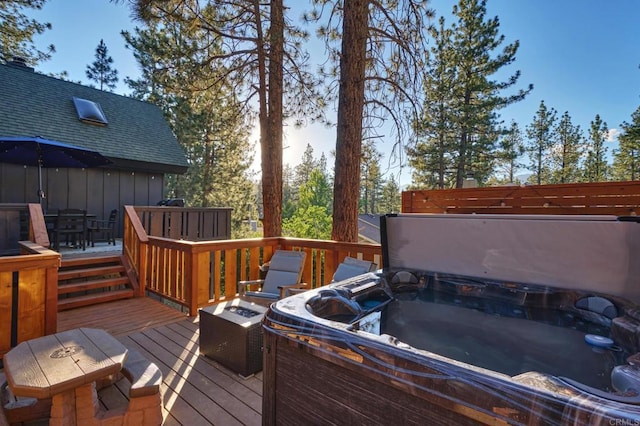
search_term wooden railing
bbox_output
[403,181,640,216]
[1,203,381,338]
[134,206,232,241]
[0,240,60,360]
[124,206,382,316]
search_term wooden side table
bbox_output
[3,327,128,426]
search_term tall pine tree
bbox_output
[494,120,524,183]
[86,39,118,91]
[0,0,53,65]
[378,175,402,214]
[360,139,383,214]
[525,100,556,185]
[123,14,256,235]
[283,168,333,240]
[449,0,532,187]
[128,0,320,238]
[583,114,610,182]
[409,0,532,189]
[310,0,433,241]
[612,106,640,181]
[408,16,457,189]
[550,111,582,183]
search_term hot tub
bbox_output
[262,214,640,425]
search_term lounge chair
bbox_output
[332,256,377,282]
[286,256,378,297]
[238,250,307,306]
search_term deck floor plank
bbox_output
[57,297,188,336]
[167,321,262,398]
[53,297,264,425]
[116,334,216,425]
[149,324,263,417]
[132,327,261,425]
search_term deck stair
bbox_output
[58,255,135,311]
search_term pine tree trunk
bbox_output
[261,0,284,237]
[331,0,368,242]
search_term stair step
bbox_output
[58,289,135,311]
[61,255,121,268]
[57,254,135,310]
[58,277,130,294]
[58,264,126,281]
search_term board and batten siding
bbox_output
[0,163,166,238]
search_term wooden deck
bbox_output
[5,298,263,425]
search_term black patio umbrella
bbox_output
[0,136,112,202]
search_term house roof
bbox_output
[0,62,189,174]
[358,214,381,244]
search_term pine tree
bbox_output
[378,175,402,214]
[128,0,320,238]
[123,16,256,236]
[494,120,525,183]
[360,140,383,214]
[329,0,368,241]
[612,106,640,181]
[283,168,333,240]
[293,144,318,190]
[298,169,332,212]
[86,39,118,91]
[449,0,532,187]
[525,100,557,185]
[311,0,433,241]
[410,0,532,189]
[282,164,296,220]
[583,114,610,182]
[408,16,457,189]
[550,111,582,183]
[0,0,53,65]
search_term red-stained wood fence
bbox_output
[402,181,640,216]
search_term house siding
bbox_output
[0,163,166,237]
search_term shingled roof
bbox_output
[0,61,188,174]
[358,214,381,243]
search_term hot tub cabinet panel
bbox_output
[262,327,494,425]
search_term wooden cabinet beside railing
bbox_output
[0,241,59,360]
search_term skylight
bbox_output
[72,97,108,126]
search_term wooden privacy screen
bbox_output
[402,181,640,216]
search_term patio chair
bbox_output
[332,256,377,282]
[87,209,118,246]
[285,255,378,297]
[53,209,87,251]
[238,250,307,306]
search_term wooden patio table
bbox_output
[2,327,128,425]
[44,212,96,251]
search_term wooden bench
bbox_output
[120,347,163,398]
[1,347,163,426]
[97,347,164,425]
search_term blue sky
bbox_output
[24,0,640,186]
